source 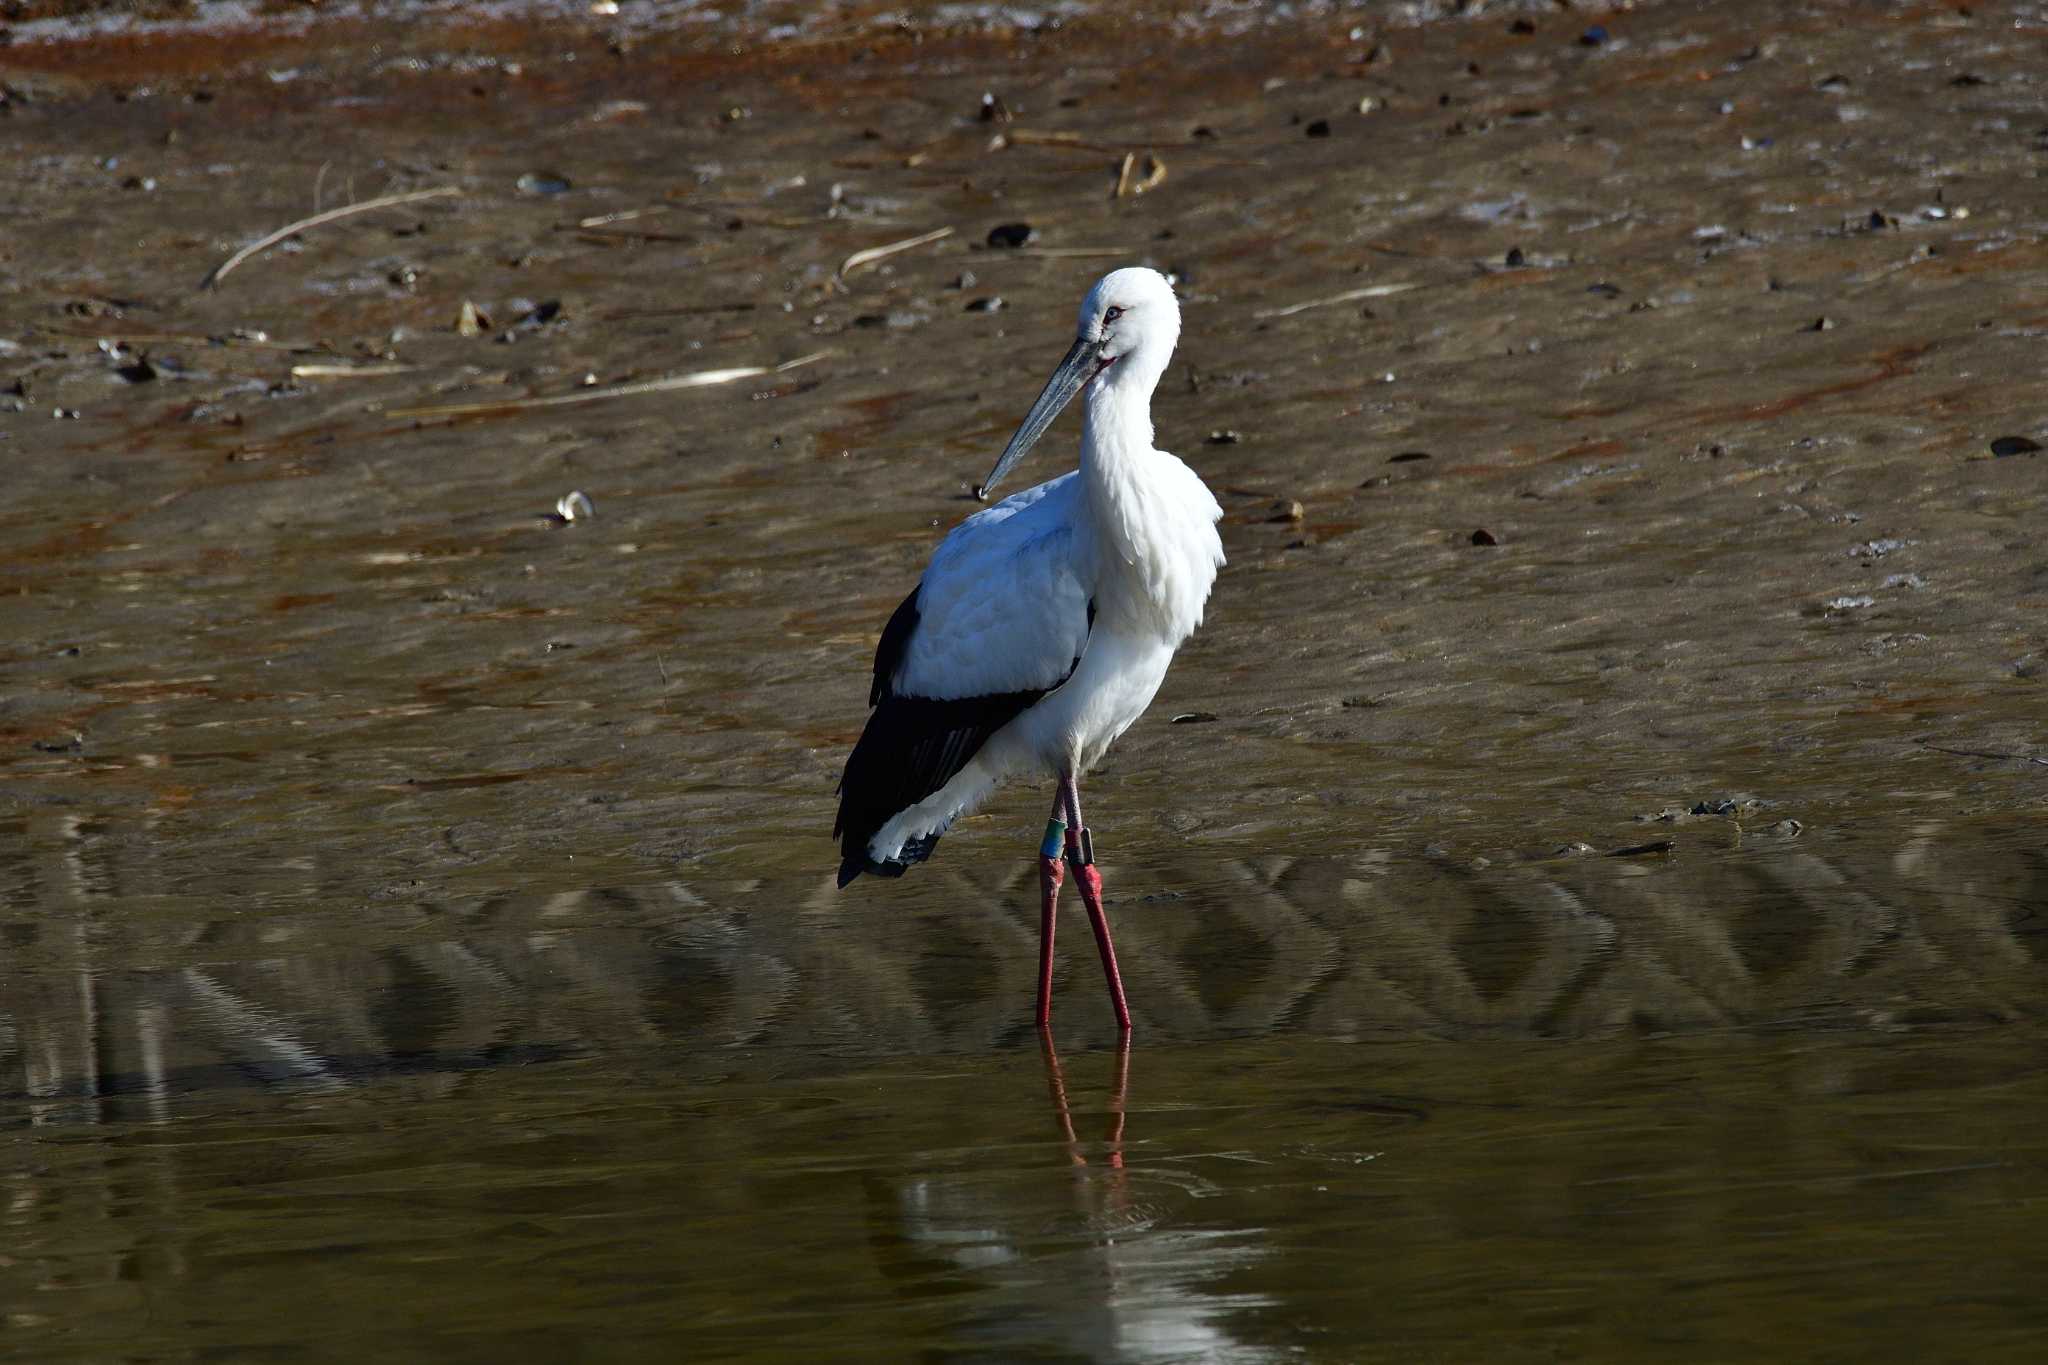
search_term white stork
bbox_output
[833,266,1224,1032]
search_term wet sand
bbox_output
[3,1,2046,1359]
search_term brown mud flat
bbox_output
[2,0,2040,889]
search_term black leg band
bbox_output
[1066,826,1095,870]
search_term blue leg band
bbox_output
[1040,818,1067,860]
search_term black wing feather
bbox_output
[869,588,922,706]
[834,585,1087,887]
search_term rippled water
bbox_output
[5,0,2047,1357]
[9,815,2047,1359]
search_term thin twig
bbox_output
[1002,128,1127,154]
[199,186,463,291]
[598,302,756,321]
[577,206,674,228]
[837,226,954,281]
[291,362,420,378]
[387,352,829,421]
[1253,282,1422,318]
[566,226,697,244]
[1111,152,1168,198]
[1918,742,2048,767]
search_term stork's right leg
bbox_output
[1060,775,1133,1033]
[1035,791,1068,1029]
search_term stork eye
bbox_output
[1103,306,1124,323]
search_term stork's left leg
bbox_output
[1059,774,1133,1032]
[1035,788,1067,1030]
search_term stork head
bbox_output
[1077,266,1182,395]
[975,266,1182,501]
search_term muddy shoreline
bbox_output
[5,0,2043,896]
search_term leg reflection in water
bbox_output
[1041,1030,1131,1176]
[881,1034,1275,1362]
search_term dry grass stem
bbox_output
[199,186,464,291]
[576,207,674,228]
[1254,282,1421,318]
[837,226,955,280]
[290,363,420,378]
[1004,129,1126,153]
[387,352,829,421]
[1114,153,1168,197]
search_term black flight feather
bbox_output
[834,585,1089,887]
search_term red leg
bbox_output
[1035,851,1064,1029]
[1066,827,1133,1033]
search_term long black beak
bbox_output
[975,336,1099,501]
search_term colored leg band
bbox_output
[1040,817,1068,860]
[1066,826,1095,868]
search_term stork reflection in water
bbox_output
[835,267,1225,1033]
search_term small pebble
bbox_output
[964,296,1004,313]
[1989,435,2041,457]
[986,223,1035,248]
[1205,429,1241,445]
[1690,798,1758,816]
[1305,119,1331,138]
[1470,528,1499,546]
